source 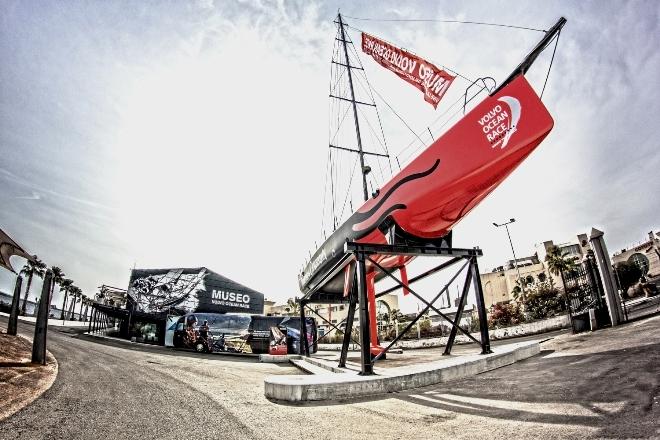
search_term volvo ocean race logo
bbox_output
[478,96,521,149]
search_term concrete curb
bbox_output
[264,340,540,402]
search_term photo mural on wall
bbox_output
[127,267,264,315]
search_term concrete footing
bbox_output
[264,340,540,402]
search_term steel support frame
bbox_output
[299,300,310,356]
[343,242,491,374]
[304,304,361,348]
[338,291,357,368]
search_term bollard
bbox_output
[7,276,23,336]
[32,270,52,365]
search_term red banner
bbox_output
[361,33,455,109]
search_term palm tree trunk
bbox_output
[60,292,69,320]
[78,299,84,320]
[20,273,33,315]
[67,297,76,320]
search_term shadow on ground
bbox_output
[394,343,659,438]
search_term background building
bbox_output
[481,255,548,308]
[612,231,660,280]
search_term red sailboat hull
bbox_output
[300,75,554,296]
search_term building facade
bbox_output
[611,231,660,280]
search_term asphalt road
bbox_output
[1,315,659,439]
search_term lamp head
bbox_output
[492,222,498,227]
[510,218,515,223]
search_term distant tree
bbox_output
[67,286,81,319]
[59,278,73,320]
[537,272,547,283]
[82,297,91,321]
[545,245,577,292]
[49,266,65,303]
[615,261,643,298]
[19,256,47,315]
[78,294,86,318]
[285,297,300,315]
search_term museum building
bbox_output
[91,267,266,344]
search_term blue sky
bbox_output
[1,0,658,309]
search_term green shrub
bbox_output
[488,303,525,329]
[523,285,566,320]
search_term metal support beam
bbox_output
[356,252,373,375]
[7,275,22,336]
[471,256,492,354]
[339,289,358,368]
[376,256,463,297]
[32,270,52,365]
[329,144,389,158]
[331,61,363,70]
[369,257,482,347]
[306,305,360,347]
[346,242,483,258]
[370,258,481,362]
[444,267,473,355]
[299,301,309,356]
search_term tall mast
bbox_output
[337,13,369,202]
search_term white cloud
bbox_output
[1,0,658,311]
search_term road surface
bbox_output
[1,315,658,439]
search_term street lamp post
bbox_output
[493,218,524,296]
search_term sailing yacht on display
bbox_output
[298,13,566,367]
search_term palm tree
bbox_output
[67,286,81,320]
[49,266,65,302]
[59,278,74,320]
[84,297,93,321]
[77,294,86,319]
[81,297,90,321]
[545,245,577,292]
[285,297,300,315]
[19,256,47,315]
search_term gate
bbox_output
[561,252,610,332]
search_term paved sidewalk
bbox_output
[0,312,89,327]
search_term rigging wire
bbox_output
[338,155,360,221]
[399,84,488,164]
[394,89,468,159]
[540,31,561,99]
[343,15,547,33]
[320,148,332,235]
